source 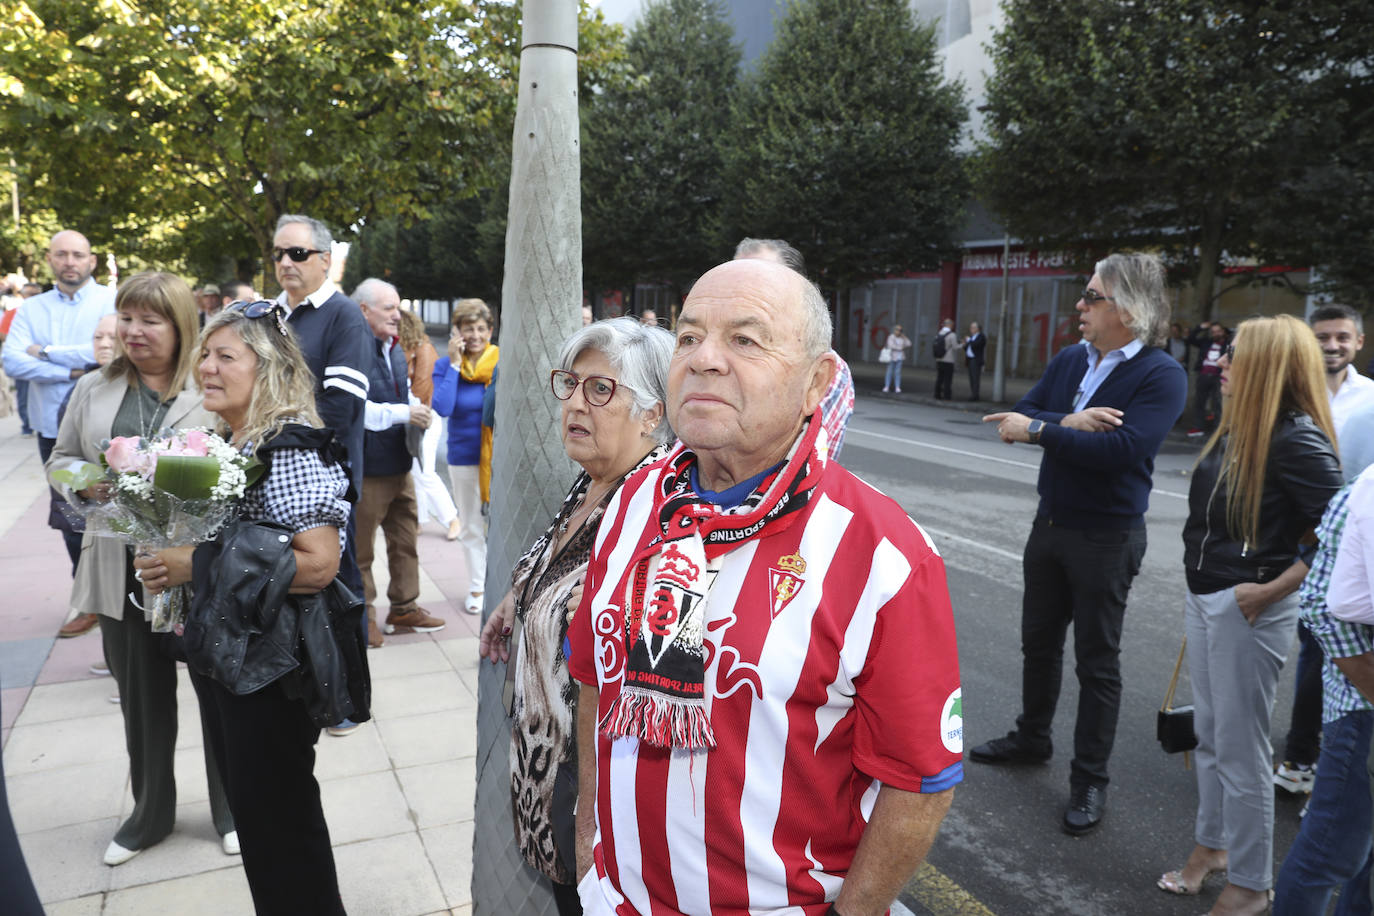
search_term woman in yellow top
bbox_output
[431,298,497,613]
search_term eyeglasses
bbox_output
[1224,344,1235,360]
[270,246,326,263]
[1080,287,1115,305]
[550,369,623,407]
[226,299,289,337]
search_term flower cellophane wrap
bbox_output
[52,428,263,633]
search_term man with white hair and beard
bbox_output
[569,258,962,916]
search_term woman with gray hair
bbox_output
[479,316,673,914]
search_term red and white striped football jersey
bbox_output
[568,460,963,916]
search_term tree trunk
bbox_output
[1191,202,1227,323]
[472,2,582,913]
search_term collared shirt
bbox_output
[275,277,340,314]
[1299,477,1374,723]
[1330,365,1374,441]
[0,280,115,437]
[1072,337,1143,412]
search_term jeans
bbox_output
[1274,710,1373,915]
[883,358,904,390]
[1016,518,1148,788]
[14,378,30,434]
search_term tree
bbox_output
[977,0,1372,318]
[719,0,968,350]
[2,0,513,285]
[580,0,741,300]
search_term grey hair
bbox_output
[1095,252,1169,346]
[275,214,333,253]
[352,277,397,307]
[558,317,675,444]
[734,237,806,274]
[799,277,833,358]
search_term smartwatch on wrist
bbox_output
[1027,418,1046,444]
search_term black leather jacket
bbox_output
[185,518,371,726]
[1182,411,1342,593]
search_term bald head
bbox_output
[691,259,831,358]
[46,230,96,295]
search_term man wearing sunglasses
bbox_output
[974,253,1187,837]
[270,214,373,606]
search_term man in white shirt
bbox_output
[1312,304,1374,439]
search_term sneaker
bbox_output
[89,662,111,676]
[385,606,447,634]
[1274,761,1316,794]
[465,592,484,615]
[1186,428,1206,438]
[221,830,241,856]
[327,719,360,737]
[894,387,901,393]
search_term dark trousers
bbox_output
[104,561,233,849]
[1195,373,1222,430]
[15,378,31,434]
[967,357,985,401]
[1016,517,1147,788]
[36,435,83,573]
[935,361,954,399]
[0,692,42,915]
[190,669,345,915]
[1282,624,1325,766]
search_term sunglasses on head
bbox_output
[270,246,326,263]
[226,299,290,336]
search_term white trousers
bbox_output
[447,464,486,595]
[412,419,456,525]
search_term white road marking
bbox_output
[923,526,1023,563]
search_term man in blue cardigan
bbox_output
[971,252,1187,836]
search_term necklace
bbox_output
[135,379,171,439]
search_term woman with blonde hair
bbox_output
[1159,314,1343,915]
[44,272,234,866]
[432,298,498,613]
[136,300,360,913]
[397,308,459,540]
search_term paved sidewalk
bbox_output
[0,411,481,915]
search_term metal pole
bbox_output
[992,233,1010,403]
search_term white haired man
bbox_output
[570,259,961,915]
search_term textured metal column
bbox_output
[471,1,582,912]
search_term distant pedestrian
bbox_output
[1165,321,1188,363]
[964,320,987,400]
[397,309,459,540]
[973,252,1187,837]
[1159,314,1341,913]
[1189,322,1229,436]
[933,317,957,400]
[881,324,912,393]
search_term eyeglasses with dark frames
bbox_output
[1080,287,1115,305]
[270,246,326,263]
[550,369,623,407]
[226,299,290,337]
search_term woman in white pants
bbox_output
[398,310,459,539]
[1160,315,1342,916]
[431,299,498,613]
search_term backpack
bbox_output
[932,329,948,359]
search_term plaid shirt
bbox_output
[1298,482,1374,723]
[819,352,855,459]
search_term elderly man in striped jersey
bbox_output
[568,258,962,916]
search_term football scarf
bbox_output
[601,419,828,750]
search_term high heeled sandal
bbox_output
[1157,866,1225,895]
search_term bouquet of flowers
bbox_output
[52,428,264,632]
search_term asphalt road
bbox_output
[836,394,1310,916]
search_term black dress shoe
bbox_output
[968,732,1052,765]
[1062,784,1106,836]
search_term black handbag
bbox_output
[1158,638,1198,765]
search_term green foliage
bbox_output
[581,0,741,298]
[720,0,968,288]
[1,0,516,277]
[976,0,1374,316]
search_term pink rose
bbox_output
[103,437,146,474]
[181,429,211,457]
